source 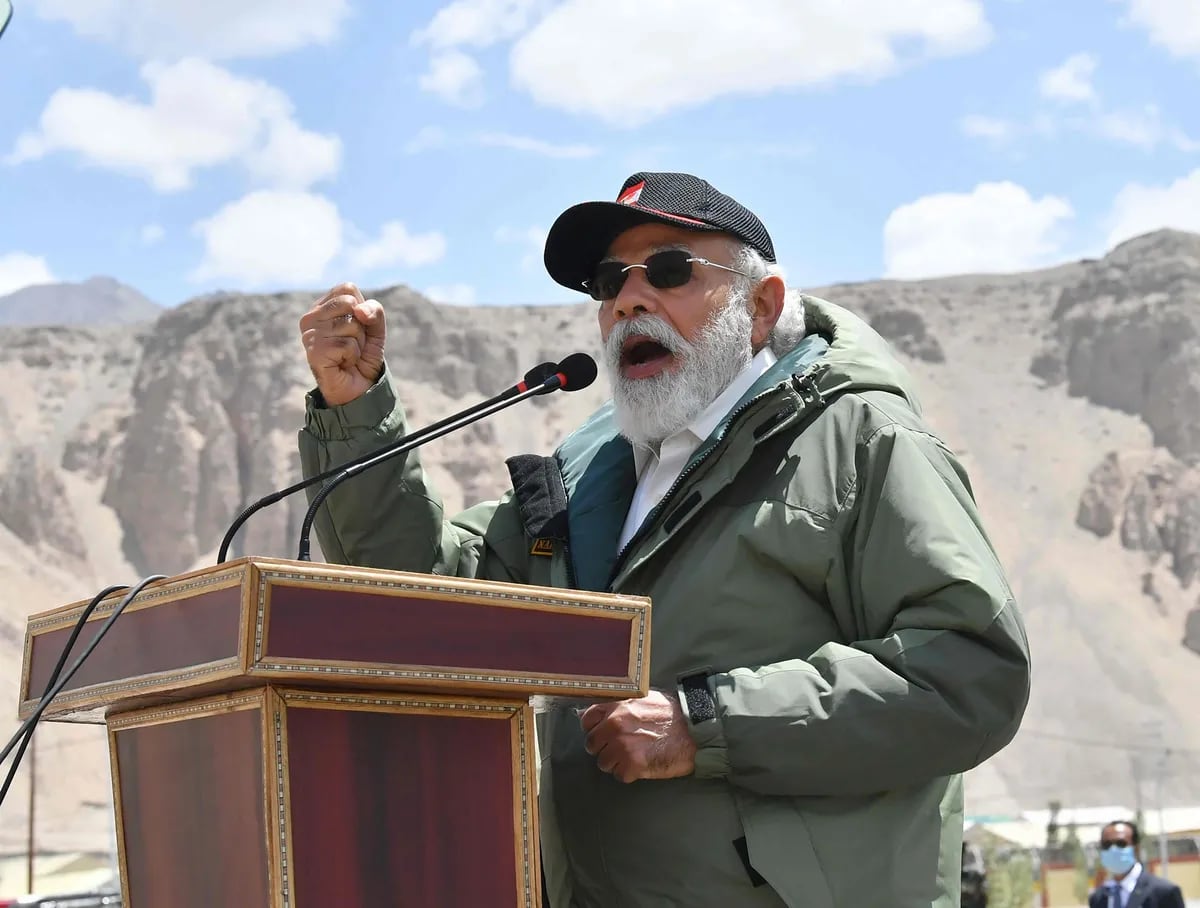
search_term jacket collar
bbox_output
[553,295,919,591]
[555,334,830,591]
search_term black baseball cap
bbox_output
[543,171,776,293]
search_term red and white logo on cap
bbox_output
[617,181,645,206]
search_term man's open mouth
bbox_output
[620,336,674,367]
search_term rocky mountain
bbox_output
[1042,233,1200,614]
[1,231,1198,858]
[0,276,161,327]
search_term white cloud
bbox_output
[191,191,343,287]
[32,0,349,60]
[244,117,342,189]
[190,190,448,289]
[8,58,340,192]
[411,0,550,49]
[1122,0,1200,59]
[1091,105,1200,152]
[419,51,485,107]
[883,181,1075,279]
[404,126,449,154]
[425,283,477,305]
[475,132,598,158]
[347,222,447,271]
[960,114,1016,140]
[403,126,596,158]
[1039,53,1097,103]
[412,0,991,122]
[411,1,555,109]
[0,253,56,297]
[509,0,991,126]
[1107,169,1200,248]
[140,224,165,245]
[967,106,1197,151]
[495,225,547,272]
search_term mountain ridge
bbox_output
[0,276,161,327]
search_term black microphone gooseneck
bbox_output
[215,361,559,564]
[295,353,597,561]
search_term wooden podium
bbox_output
[18,557,651,908]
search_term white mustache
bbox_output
[604,316,688,368]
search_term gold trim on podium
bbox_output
[19,556,651,721]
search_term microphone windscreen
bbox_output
[556,353,598,391]
[523,362,558,386]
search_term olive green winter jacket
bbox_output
[297,296,1031,908]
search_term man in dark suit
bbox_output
[1089,820,1186,908]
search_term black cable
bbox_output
[0,584,130,807]
[0,574,166,810]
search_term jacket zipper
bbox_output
[605,374,811,590]
[562,539,578,589]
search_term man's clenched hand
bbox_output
[299,282,386,407]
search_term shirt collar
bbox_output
[631,346,778,476]
[1121,862,1142,893]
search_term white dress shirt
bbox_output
[1109,862,1141,907]
[617,347,778,551]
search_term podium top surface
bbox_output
[20,556,651,721]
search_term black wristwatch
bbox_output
[680,672,716,724]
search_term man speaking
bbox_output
[296,171,1031,907]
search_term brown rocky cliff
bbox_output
[1048,231,1200,644]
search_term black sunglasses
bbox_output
[582,249,749,302]
[1100,840,1132,849]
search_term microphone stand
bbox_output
[216,363,556,564]
[296,373,564,561]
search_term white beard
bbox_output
[604,291,755,448]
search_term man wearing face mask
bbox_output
[296,172,1032,907]
[1090,821,1185,908]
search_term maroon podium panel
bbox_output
[111,698,271,907]
[108,687,539,908]
[285,699,525,906]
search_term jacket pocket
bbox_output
[731,789,836,908]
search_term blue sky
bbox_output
[0,0,1197,306]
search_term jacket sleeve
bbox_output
[687,420,1031,796]
[296,362,530,583]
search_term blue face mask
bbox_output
[1100,845,1137,876]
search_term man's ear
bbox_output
[750,274,786,349]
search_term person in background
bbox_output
[1089,820,1185,908]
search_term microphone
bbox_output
[215,361,561,564]
[550,351,599,391]
[295,353,597,561]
